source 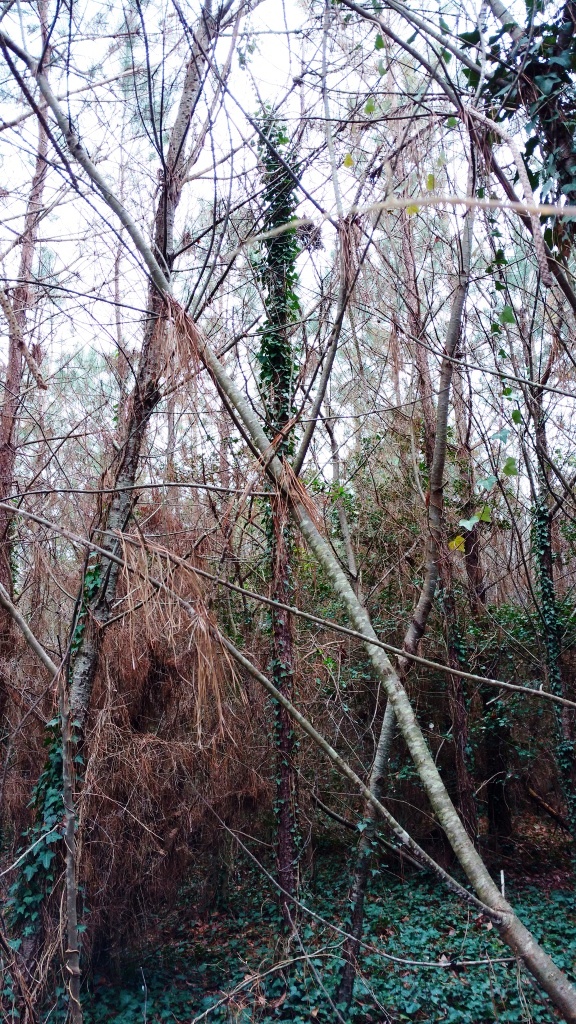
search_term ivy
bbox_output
[255,112,301,451]
[461,2,576,240]
[6,719,64,936]
[7,559,98,941]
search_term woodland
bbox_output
[2,0,576,1020]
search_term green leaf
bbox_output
[499,304,515,324]
[364,97,376,114]
[459,516,479,531]
[459,28,481,44]
[492,428,510,443]
[406,203,419,215]
[511,408,522,425]
[426,173,435,190]
[478,474,497,490]
[343,153,354,168]
[449,534,465,552]
[478,504,492,523]
[446,116,458,127]
[502,456,518,476]
[374,33,384,49]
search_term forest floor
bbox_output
[46,819,575,1024]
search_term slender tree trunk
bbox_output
[0,19,48,737]
[270,496,299,925]
[68,5,221,729]
[403,203,477,840]
[337,203,476,1010]
[530,387,576,835]
[336,703,395,1008]
[441,583,478,840]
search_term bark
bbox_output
[401,214,435,470]
[62,5,223,729]
[529,384,576,835]
[59,681,82,1024]
[336,703,395,1008]
[270,496,299,925]
[0,112,48,599]
[402,201,477,840]
[0,8,48,765]
[337,206,476,1008]
[15,50,576,1018]
[454,368,487,613]
[483,689,513,848]
[325,415,359,588]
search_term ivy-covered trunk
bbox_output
[270,496,299,919]
[530,389,576,836]
[257,118,301,926]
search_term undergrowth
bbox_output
[36,851,576,1024]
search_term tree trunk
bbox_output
[337,202,476,1009]
[0,17,48,735]
[270,496,299,926]
[68,5,221,729]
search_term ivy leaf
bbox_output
[502,456,518,476]
[374,33,384,49]
[492,427,510,442]
[511,408,522,425]
[478,504,492,523]
[449,534,466,552]
[459,28,481,45]
[426,173,435,190]
[364,97,376,114]
[459,516,479,531]
[477,474,497,490]
[499,305,515,324]
[406,204,419,216]
[446,116,458,128]
[343,153,354,168]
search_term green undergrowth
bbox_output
[42,856,575,1024]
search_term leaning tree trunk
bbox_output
[14,48,576,1016]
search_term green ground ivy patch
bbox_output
[38,858,576,1023]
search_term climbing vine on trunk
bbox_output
[256,115,301,925]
